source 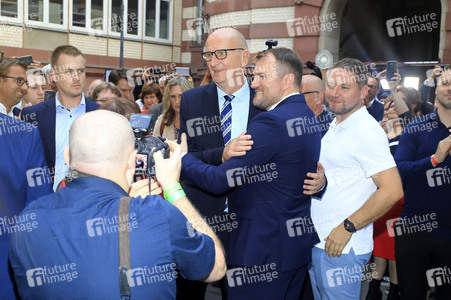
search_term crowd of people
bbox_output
[0,27,450,300]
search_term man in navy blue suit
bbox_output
[365,76,384,122]
[178,28,262,298]
[21,45,99,190]
[180,47,322,299]
[0,55,53,299]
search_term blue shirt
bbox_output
[217,79,251,140]
[53,94,86,190]
[0,115,53,299]
[9,177,215,300]
[394,110,451,239]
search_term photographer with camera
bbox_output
[9,110,226,299]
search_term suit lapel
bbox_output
[44,99,56,169]
[202,83,223,146]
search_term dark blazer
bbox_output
[21,97,100,177]
[181,94,321,272]
[0,115,53,299]
[368,99,384,122]
[179,82,262,243]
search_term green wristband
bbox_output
[166,189,186,204]
[164,183,182,199]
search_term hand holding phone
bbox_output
[386,60,398,82]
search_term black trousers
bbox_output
[395,232,451,300]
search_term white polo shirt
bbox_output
[311,107,396,255]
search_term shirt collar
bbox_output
[217,77,250,102]
[55,92,86,109]
[268,92,300,111]
[0,102,14,117]
[330,106,368,129]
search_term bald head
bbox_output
[69,110,135,170]
[300,75,326,116]
[204,28,250,94]
[301,75,325,93]
[205,28,248,50]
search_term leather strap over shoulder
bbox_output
[118,196,132,300]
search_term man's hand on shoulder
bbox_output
[222,131,253,162]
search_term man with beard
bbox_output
[308,58,403,299]
[179,48,322,299]
[394,66,451,300]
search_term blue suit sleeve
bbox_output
[179,93,224,165]
[394,127,433,183]
[181,113,280,194]
[25,127,53,205]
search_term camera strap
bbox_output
[118,196,132,300]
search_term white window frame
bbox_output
[108,0,143,41]
[68,0,108,37]
[0,0,23,24]
[142,0,173,43]
[24,0,67,31]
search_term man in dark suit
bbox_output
[22,45,99,190]
[0,55,53,299]
[178,28,262,298]
[180,47,321,299]
[365,76,384,122]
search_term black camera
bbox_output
[265,40,278,50]
[130,114,169,177]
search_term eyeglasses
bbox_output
[302,91,319,95]
[367,85,378,89]
[201,48,245,62]
[1,75,29,87]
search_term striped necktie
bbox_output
[221,95,234,146]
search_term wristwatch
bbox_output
[344,218,357,233]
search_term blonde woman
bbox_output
[153,76,193,140]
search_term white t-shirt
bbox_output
[311,107,396,255]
